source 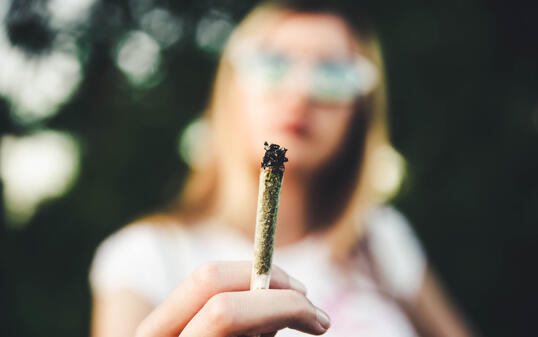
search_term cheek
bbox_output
[311,105,354,157]
[232,83,273,162]
[241,92,268,138]
[234,81,289,142]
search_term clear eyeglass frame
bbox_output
[227,38,379,104]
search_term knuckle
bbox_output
[205,293,237,330]
[192,262,221,290]
[134,318,152,337]
[134,324,145,337]
[287,288,307,303]
[285,290,313,318]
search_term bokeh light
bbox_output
[140,8,183,48]
[370,145,406,201]
[195,9,234,54]
[115,30,162,87]
[0,1,83,125]
[0,130,80,227]
[178,117,213,169]
[47,0,97,28]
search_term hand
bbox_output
[134,261,330,337]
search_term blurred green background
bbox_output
[0,0,536,336]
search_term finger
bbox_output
[180,289,331,337]
[135,261,306,337]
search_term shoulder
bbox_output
[91,223,177,270]
[366,206,421,247]
[89,222,187,305]
[365,205,427,301]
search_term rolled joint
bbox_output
[250,271,271,290]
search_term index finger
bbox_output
[135,261,306,337]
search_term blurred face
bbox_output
[229,13,362,174]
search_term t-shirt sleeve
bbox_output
[88,224,170,306]
[366,206,427,302]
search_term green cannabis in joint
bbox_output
[251,142,287,289]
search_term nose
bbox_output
[280,88,311,119]
[287,63,312,94]
[279,64,312,112]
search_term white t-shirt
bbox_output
[89,206,426,337]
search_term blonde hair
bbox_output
[146,1,396,260]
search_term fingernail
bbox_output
[316,308,331,330]
[289,276,307,294]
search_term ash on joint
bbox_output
[261,141,288,169]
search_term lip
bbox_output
[281,120,309,137]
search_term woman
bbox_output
[90,1,475,336]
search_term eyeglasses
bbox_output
[228,40,379,104]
